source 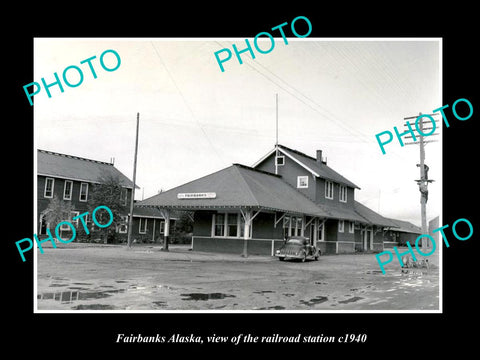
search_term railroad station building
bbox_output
[138,144,398,256]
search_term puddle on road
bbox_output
[72,304,117,310]
[38,289,125,303]
[253,290,275,294]
[180,293,236,301]
[258,305,286,310]
[338,296,364,304]
[300,296,328,306]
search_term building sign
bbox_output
[177,192,217,199]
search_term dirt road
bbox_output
[36,244,440,311]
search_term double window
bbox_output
[212,213,250,238]
[338,220,355,233]
[283,215,303,237]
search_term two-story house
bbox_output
[137,144,397,255]
[37,149,175,243]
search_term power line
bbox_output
[150,42,224,163]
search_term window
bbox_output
[213,214,225,237]
[317,222,325,241]
[227,213,238,237]
[283,215,303,237]
[120,188,128,206]
[338,220,344,233]
[63,180,73,200]
[160,221,165,234]
[139,218,147,234]
[325,180,333,199]
[275,155,285,166]
[61,211,79,231]
[339,185,347,203]
[44,178,54,198]
[283,215,291,238]
[212,213,250,238]
[349,221,354,233]
[294,217,303,236]
[79,183,88,202]
[297,175,309,188]
[118,216,128,234]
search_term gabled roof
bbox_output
[37,149,136,189]
[386,218,422,234]
[253,144,360,189]
[354,201,398,228]
[138,164,329,217]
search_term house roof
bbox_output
[138,163,330,217]
[386,218,422,234]
[354,201,398,228]
[253,144,360,189]
[37,149,137,189]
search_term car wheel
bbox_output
[279,257,285,261]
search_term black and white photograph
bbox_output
[8,6,478,355]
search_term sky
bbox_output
[34,38,441,227]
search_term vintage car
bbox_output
[275,236,320,262]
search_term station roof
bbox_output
[138,163,386,226]
[386,218,422,234]
[138,164,329,217]
[354,201,398,228]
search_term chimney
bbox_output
[316,150,327,165]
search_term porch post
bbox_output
[242,209,252,258]
[160,208,170,251]
[301,215,306,237]
[313,218,318,247]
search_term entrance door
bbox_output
[309,223,315,245]
[364,229,373,251]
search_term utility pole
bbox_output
[274,93,279,175]
[127,113,140,248]
[404,112,438,249]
